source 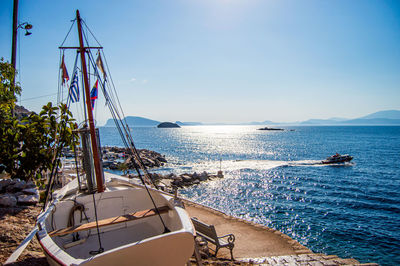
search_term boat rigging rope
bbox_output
[89,193,104,255]
[59,19,76,48]
[86,50,156,187]
[82,25,170,232]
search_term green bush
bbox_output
[0,58,78,181]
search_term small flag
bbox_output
[90,79,99,109]
[60,55,69,85]
[69,71,79,103]
[96,54,106,79]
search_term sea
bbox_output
[99,125,400,266]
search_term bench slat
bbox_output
[49,205,170,237]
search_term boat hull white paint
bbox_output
[37,174,195,266]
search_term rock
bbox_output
[14,192,24,197]
[158,156,167,163]
[0,178,12,188]
[168,173,176,179]
[159,179,172,187]
[157,122,181,128]
[181,174,193,182]
[13,180,27,190]
[26,180,36,188]
[6,180,26,193]
[172,177,183,187]
[9,178,21,186]
[17,194,39,205]
[0,193,17,207]
[22,187,39,195]
[198,173,209,181]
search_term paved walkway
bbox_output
[184,200,378,265]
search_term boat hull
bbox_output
[321,155,353,164]
[39,230,194,266]
[37,175,195,266]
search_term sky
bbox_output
[1,0,400,125]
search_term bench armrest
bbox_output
[218,233,235,244]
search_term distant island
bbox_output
[157,122,180,128]
[103,116,202,127]
[102,110,400,127]
[257,127,284,131]
[104,116,160,127]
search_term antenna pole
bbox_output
[76,10,104,193]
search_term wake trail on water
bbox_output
[164,159,348,174]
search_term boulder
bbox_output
[172,177,183,187]
[181,174,193,182]
[158,156,167,163]
[17,194,39,205]
[26,180,36,188]
[168,173,176,179]
[6,180,26,193]
[159,179,172,187]
[22,187,39,195]
[0,179,12,188]
[0,193,17,207]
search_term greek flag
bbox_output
[69,71,79,103]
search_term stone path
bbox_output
[241,254,379,265]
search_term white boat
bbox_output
[321,153,353,164]
[37,173,194,266]
[34,10,194,266]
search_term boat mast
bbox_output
[76,10,104,193]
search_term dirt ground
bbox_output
[0,205,48,265]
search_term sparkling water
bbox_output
[99,125,400,265]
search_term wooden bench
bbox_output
[191,217,235,260]
[49,205,170,237]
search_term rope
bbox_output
[59,19,76,47]
[89,193,104,255]
[81,28,168,231]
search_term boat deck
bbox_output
[61,221,159,259]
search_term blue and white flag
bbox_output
[69,71,79,103]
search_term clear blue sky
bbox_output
[1,0,400,124]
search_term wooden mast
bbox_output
[76,10,104,193]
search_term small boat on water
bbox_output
[321,153,353,164]
[257,127,284,131]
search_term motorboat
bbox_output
[322,153,353,164]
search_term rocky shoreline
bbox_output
[129,171,224,190]
[100,146,224,189]
[101,146,167,169]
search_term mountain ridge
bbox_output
[102,110,400,127]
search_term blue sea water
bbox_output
[99,125,400,265]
